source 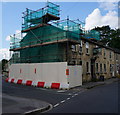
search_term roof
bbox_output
[81,37,120,54]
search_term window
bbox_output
[100,64,102,73]
[71,45,76,52]
[110,52,112,59]
[86,42,89,48]
[86,42,89,54]
[116,54,118,60]
[96,45,98,48]
[78,44,82,53]
[86,48,89,54]
[104,64,106,72]
[80,41,82,47]
[110,64,112,72]
[80,47,82,52]
[96,63,98,72]
[86,62,89,73]
[80,61,82,65]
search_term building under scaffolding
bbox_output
[10,2,100,65]
[7,2,103,89]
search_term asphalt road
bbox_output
[49,81,119,113]
[2,78,120,114]
[2,78,82,114]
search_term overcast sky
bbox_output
[0,0,119,61]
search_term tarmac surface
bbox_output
[2,75,119,114]
[3,93,50,114]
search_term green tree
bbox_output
[92,26,120,50]
[2,59,8,71]
[108,29,120,50]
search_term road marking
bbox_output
[57,90,66,93]
[67,97,70,100]
[53,90,86,109]
[74,93,78,96]
[60,100,65,103]
[72,95,74,97]
[53,103,60,108]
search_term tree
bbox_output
[2,59,8,72]
[92,26,120,50]
[108,29,120,50]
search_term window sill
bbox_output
[86,53,90,56]
[72,51,77,53]
[86,72,90,74]
[79,52,83,55]
[96,72,99,74]
[99,72,103,74]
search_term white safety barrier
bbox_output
[6,62,82,89]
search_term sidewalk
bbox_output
[2,93,51,115]
[82,77,119,89]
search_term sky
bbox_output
[0,0,119,61]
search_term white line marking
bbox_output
[74,93,78,96]
[72,95,75,98]
[67,97,70,100]
[57,90,66,93]
[53,103,59,108]
[60,100,65,103]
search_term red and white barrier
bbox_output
[6,78,69,89]
[7,62,82,89]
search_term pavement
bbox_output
[81,77,119,89]
[2,93,51,115]
[2,75,120,114]
[2,76,51,115]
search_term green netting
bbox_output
[22,2,60,30]
[10,19,82,63]
[10,23,81,49]
[10,33,22,49]
[10,44,65,63]
[21,25,65,48]
[83,30,100,40]
[9,2,101,64]
[47,2,59,16]
[52,20,81,34]
[21,27,79,48]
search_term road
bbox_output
[2,78,120,114]
[49,81,119,113]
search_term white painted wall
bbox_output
[9,62,82,88]
[68,65,82,88]
[9,62,68,88]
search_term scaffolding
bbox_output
[22,2,60,31]
[10,18,82,64]
[83,30,100,40]
[9,2,100,64]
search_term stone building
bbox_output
[69,37,120,82]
